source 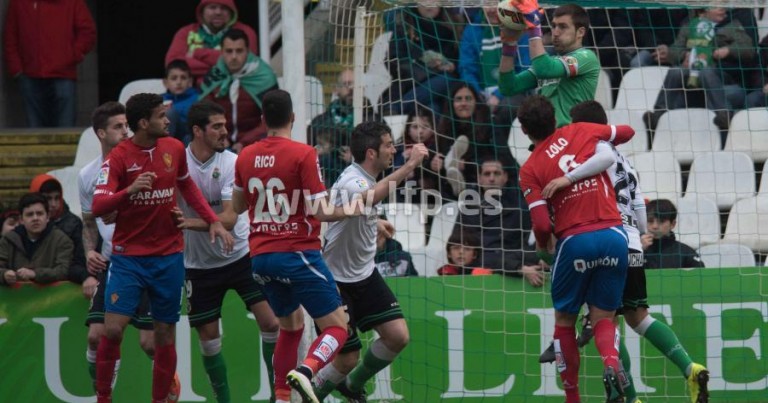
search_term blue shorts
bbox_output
[551,226,628,314]
[250,250,341,319]
[105,253,185,324]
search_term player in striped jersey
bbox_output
[176,100,279,403]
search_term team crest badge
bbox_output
[212,167,220,179]
[111,293,119,304]
[163,153,173,171]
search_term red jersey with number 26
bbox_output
[234,136,327,255]
[519,123,635,239]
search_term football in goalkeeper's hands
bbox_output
[497,0,527,31]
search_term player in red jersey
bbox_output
[517,95,634,403]
[92,93,233,403]
[233,89,358,403]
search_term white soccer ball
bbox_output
[497,0,527,31]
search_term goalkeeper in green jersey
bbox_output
[498,2,600,127]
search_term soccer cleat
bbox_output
[576,314,594,348]
[687,363,710,403]
[287,368,320,403]
[602,366,625,403]
[539,342,556,363]
[167,372,181,403]
[336,381,368,403]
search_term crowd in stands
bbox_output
[5,2,768,286]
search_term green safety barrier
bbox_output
[1,268,766,402]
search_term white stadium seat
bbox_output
[381,202,427,252]
[118,79,165,105]
[724,108,768,163]
[383,114,408,145]
[628,151,681,201]
[73,128,101,168]
[723,195,768,253]
[595,69,614,110]
[508,118,531,165]
[650,109,721,164]
[676,195,721,250]
[685,151,755,210]
[609,109,649,154]
[614,66,669,111]
[364,31,393,111]
[697,243,755,268]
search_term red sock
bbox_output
[554,325,580,403]
[274,327,304,395]
[96,336,120,402]
[152,344,177,401]
[303,326,348,374]
[593,318,621,371]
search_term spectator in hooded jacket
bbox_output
[200,29,278,153]
[0,193,74,286]
[2,0,96,127]
[165,0,258,83]
[29,174,91,293]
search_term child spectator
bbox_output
[437,229,492,276]
[163,59,199,144]
[643,199,705,269]
[0,193,74,286]
[374,222,418,277]
[393,107,447,203]
[1,207,19,236]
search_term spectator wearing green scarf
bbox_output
[165,0,258,83]
[201,29,278,153]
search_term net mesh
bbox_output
[302,1,768,401]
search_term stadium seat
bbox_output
[364,31,393,111]
[757,7,768,43]
[722,195,768,253]
[595,69,613,110]
[117,79,165,105]
[508,118,531,165]
[628,151,681,201]
[609,108,648,154]
[697,243,755,268]
[676,195,721,250]
[73,128,101,168]
[650,109,721,164]
[614,66,669,111]
[685,151,755,210]
[759,163,768,195]
[427,201,460,249]
[383,114,408,145]
[47,166,82,218]
[723,108,768,163]
[277,75,325,122]
[381,202,427,252]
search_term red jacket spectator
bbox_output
[165,0,258,80]
[3,0,96,80]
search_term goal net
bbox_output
[298,0,768,401]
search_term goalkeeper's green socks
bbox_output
[314,362,346,400]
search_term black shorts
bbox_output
[185,253,267,328]
[619,249,649,314]
[85,269,153,330]
[336,269,404,354]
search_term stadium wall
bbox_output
[0,269,766,402]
